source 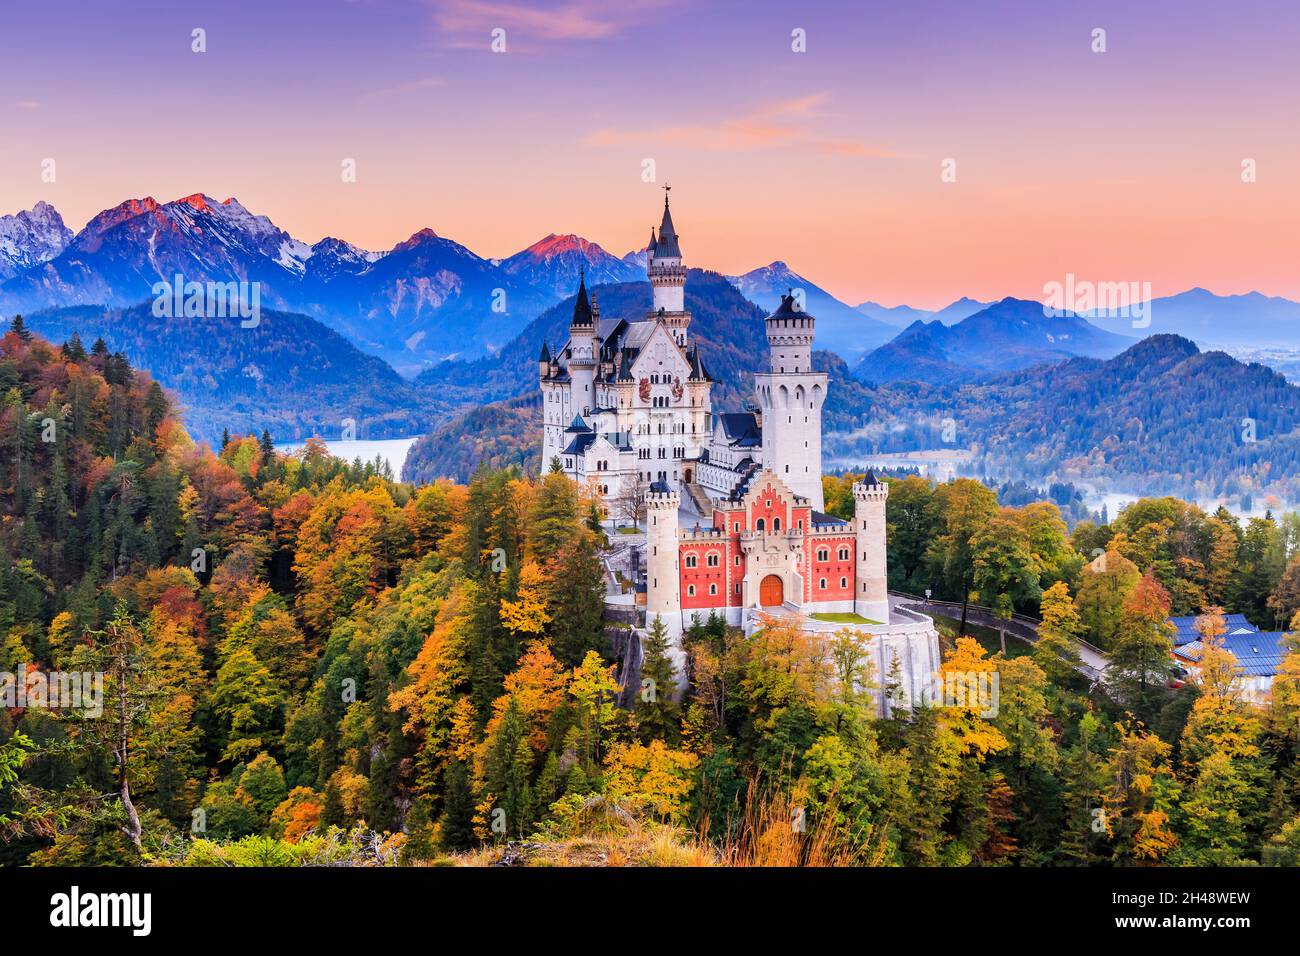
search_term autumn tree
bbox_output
[1034,581,1083,687]
[1106,574,1176,722]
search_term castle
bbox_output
[540,193,939,709]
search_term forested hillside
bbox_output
[826,335,1300,504]
[18,305,448,444]
[4,322,1300,868]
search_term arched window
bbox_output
[685,554,697,568]
[839,547,850,561]
[773,517,781,531]
[707,553,720,567]
[817,548,829,562]
[819,578,827,589]
[840,577,848,589]
[756,518,765,532]
[687,585,696,596]
[709,584,717,595]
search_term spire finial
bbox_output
[663,182,671,207]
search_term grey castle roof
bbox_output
[770,290,812,319]
[570,273,594,328]
[654,197,681,258]
[538,341,551,362]
[561,432,596,457]
[811,510,848,529]
[718,412,761,448]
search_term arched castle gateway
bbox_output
[540,193,940,713]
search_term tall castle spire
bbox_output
[655,186,681,258]
[647,187,687,335]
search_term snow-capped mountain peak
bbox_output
[0,200,74,279]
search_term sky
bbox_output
[2,0,1298,309]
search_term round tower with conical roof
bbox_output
[568,271,596,415]
[755,291,828,509]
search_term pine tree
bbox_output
[439,759,477,851]
[8,315,31,341]
[635,616,680,744]
[1058,710,1110,865]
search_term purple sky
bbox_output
[3,0,1298,307]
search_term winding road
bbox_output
[890,591,1109,681]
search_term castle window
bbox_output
[709,584,717,595]
[817,548,829,562]
[819,578,827,589]
[735,555,741,566]
[687,585,695,596]
[707,553,719,567]
[685,555,697,568]
[839,547,850,560]
[840,577,848,589]
[773,518,781,531]
[756,519,765,531]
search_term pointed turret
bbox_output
[538,341,551,378]
[570,271,594,329]
[655,193,682,258]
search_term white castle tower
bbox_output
[755,291,828,510]
[853,473,890,622]
[567,272,597,416]
[645,485,683,637]
[647,187,688,346]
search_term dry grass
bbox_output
[424,785,887,868]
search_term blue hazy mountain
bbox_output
[1086,287,1300,348]
[853,297,1133,384]
[854,300,933,327]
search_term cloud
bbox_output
[587,93,896,159]
[426,0,664,46]
[356,76,446,104]
[13,100,42,110]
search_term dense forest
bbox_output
[3,322,1300,867]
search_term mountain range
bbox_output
[1086,287,1300,348]
[855,296,990,328]
[853,297,1133,384]
[20,303,445,443]
[0,197,632,376]
[836,335,1300,502]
